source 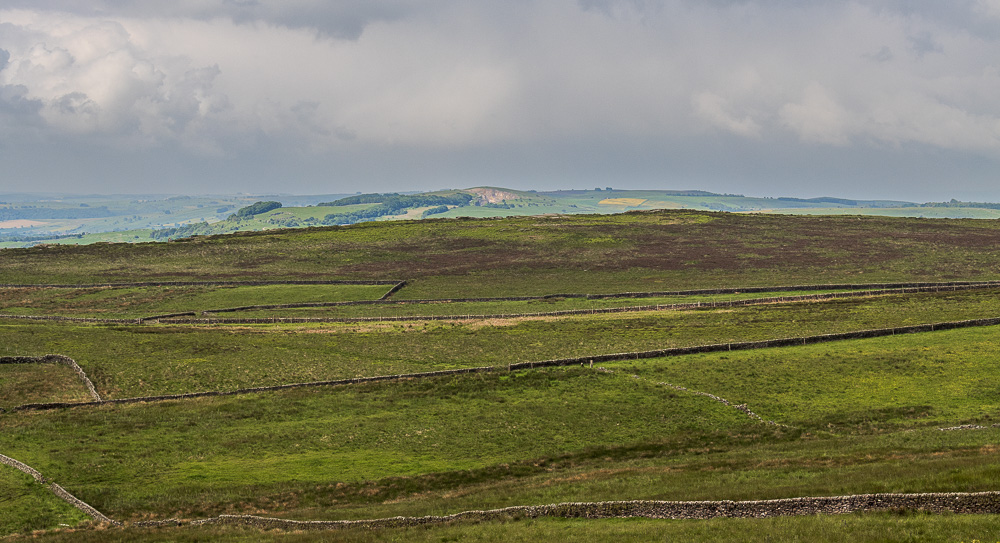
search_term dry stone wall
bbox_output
[0,314,141,324]
[187,492,1000,530]
[12,314,1000,414]
[0,354,101,401]
[602,368,780,425]
[379,281,408,300]
[13,367,494,412]
[49,483,118,525]
[0,452,118,525]
[0,453,46,483]
[3,280,997,324]
[191,283,1000,323]
[0,280,403,288]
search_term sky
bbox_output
[1,1,1000,201]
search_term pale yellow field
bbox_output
[0,219,47,228]
[598,198,647,206]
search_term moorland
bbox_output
[2,209,1000,541]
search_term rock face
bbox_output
[467,187,522,204]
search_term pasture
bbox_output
[2,210,1000,541]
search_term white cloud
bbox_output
[2,1,1000,196]
[693,92,761,137]
[780,83,854,145]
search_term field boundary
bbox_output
[127,492,1000,529]
[0,280,404,288]
[177,284,999,324]
[1,281,995,324]
[600,368,782,426]
[0,354,102,402]
[0,452,118,525]
[199,280,1000,315]
[11,315,1000,413]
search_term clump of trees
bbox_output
[422,205,450,218]
[149,222,212,240]
[230,201,282,219]
[922,199,1000,210]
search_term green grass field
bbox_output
[0,363,93,410]
[3,289,1000,399]
[9,513,1000,543]
[0,468,90,535]
[3,210,1000,541]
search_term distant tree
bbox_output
[232,201,283,218]
[422,205,450,218]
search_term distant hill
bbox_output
[6,188,1000,247]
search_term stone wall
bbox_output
[0,354,101,401]
[378,281,408,300]
[0,280,403,288]
[7,444,1000,533]
[12,314,1000,414]
[3,280,997,324]
[0,452,118,525]
[0,453,46,483]
[0,314,141,324]
[13,367,495,412]
[188,492,1000,530]
[191,283,1000,322]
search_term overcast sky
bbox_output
[1,1,1000,200]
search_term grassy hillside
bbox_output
[9,189,1000,249]
[4,210,1000,292]
[0,468,90,535]
[2,210,1000,540]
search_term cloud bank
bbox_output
[1,0,999,198]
